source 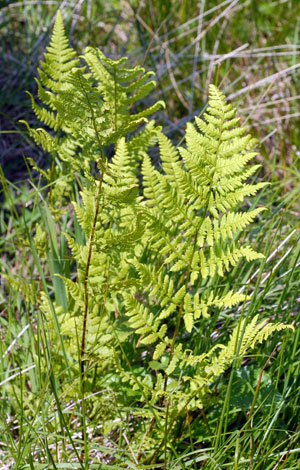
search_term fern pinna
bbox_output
[22,11,293,462]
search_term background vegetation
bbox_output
[0,0,299,468]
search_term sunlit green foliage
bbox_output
[12,12,295,463]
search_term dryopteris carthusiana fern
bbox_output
[18,10,293,463]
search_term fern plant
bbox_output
[19,11,293,463]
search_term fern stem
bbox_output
[80,170,104,374]
[80,165,104,463]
